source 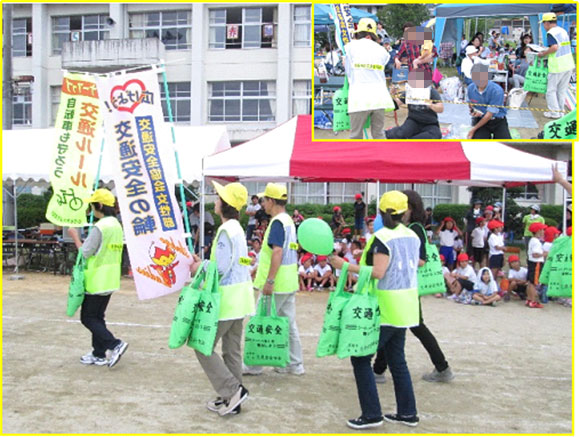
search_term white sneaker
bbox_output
[543,112,561,119]
[80,352,109,366]
[274,364,305,376]
[108,340,128,368]
[242,364,263,375]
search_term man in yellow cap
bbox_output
[67,188,127,368]
[537,12,575,119]
[344,17,391,139]
[189,181,255,416]
[243,183,304,376]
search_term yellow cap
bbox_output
[379,191,408,214]
[258,183,287,201]
[84,188,115,207]
[355,18,377,36]
[212,181,248,211]
[540,12,557,22]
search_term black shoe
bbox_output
[346,416,383,430]
[384,413,419,427]
[218,385,249,416]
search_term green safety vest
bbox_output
[522,215,545,237]
[361,224,420,328]
[547,26,575,73]
[209,219,255,320]
[254,212,299,293]
[84,216,124,294]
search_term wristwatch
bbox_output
[266,279,275,285]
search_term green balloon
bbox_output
[297,218,334,256]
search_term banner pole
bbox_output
[160,64,194,253]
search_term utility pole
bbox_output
[3,3,13,130]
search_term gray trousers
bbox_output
[195,318,243,400]
[546,69,573,117]
[248,292,303,369]
[349,109,386,139]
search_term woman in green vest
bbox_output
[330,191,420,429]
[189,181,255,416]
[522,204,544,252]
[67,188,127,368]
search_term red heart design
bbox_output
[110,79,146,114]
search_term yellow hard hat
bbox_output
[355,18,378,37]
[379,191,408,214]
[258,183,287,201]
[540,12,557,23]
[212,181,248,211]
[84,188,115,207]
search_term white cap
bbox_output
[466,45,478,55]
[341,238,348,244]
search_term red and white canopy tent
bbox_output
[200,115,567,247]
[204,115,567,186]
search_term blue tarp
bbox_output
[313,4,378,25]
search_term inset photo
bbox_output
[313,3,577,140]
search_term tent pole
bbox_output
[199,173,205,260]
[562,185,567,232]
[376,181,380,213]
[10,181,23,280]
[502,187,506,223]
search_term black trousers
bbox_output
[80,294,119,358]
[373,302,449,374]
[385,118,442,140]
[471,117,511,139]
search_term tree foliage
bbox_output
[377,4,431,39]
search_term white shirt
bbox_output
[488,232,504,256]
[461,54,489,79]
[542,241,553,254]
[528,237,544,263]
[344,38,390,113]
[298,265,314,275]
[471,227,486,248]
[314,264,332,276]
[246,204,261,226]
[508,267,528,281]
[442,266,450,275]
[453,265,477,283]
[439,229,458,247]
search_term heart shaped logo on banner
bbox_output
[110,79,146,113]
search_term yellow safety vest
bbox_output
[84,216,124,294]
[360,224,420,328]
[209,219,255,320]
[547,26,575,73]
[254,212,299,293]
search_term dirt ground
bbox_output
[314,104,554,141]
[2,272,572,435]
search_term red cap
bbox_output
[355,193,363,200]
[457,253,469,262]
[186,200,194,207]
[342,228,351,235]
[529,222,548,234]
[544,226,561,243]
[567,226,572,236]
[366,215,376,222]
[487,220,504,230]
[317,255,328,262]
[485,205,494,211]
[249,251,256,258]
[443,216,454,222]
[439,254,446,262]
[475,217,486,224]
[333,206,340,212]
[508,255,520,264]
[300,253,313,264]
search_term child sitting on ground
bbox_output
[472,267,501,306]
[298,254,315,292]
[437,217,462,271]
[313,255,335,290]
[507,255,528,301]
[448,253,477,301]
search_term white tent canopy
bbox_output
[2,124,230,184]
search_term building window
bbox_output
[292,183,326,205]
[208,81,275,122]
[292,80,312,116]
[293,5,311,47]
[159,82,191,122]
[514,183,541,200]
[12,18,32,57]
[328,183,366,204]
[50,85,62,126]
[129,11,191,50]
[52,15,109,55]
[12,83,32,126]
[413,184,453,208]
[209,7,277,49]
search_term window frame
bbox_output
[159,82,192,123]
[51,14,109,55]
[208,80,276,123]
[208,6,277,50]
[12,17,32,57]
[12,82,32,126]
[128,10,192,51]
[293,5,311,48]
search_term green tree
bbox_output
[377,4,430,39]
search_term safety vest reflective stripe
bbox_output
[84,216,124,294]
[360,225,420,328]
[209,220,255,320]
[547,27,575,73]
[254,213,299,293]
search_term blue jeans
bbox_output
[351,326,417,419]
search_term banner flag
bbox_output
[96,69,192,300]
[46,73,103,226]
[330,4,355,55]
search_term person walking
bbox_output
[537,13,575,119]
[189,182,255,416]
[67,188,128,368]
[344,18,391,139]
[243,183,304,375]
[330,191,420,429]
